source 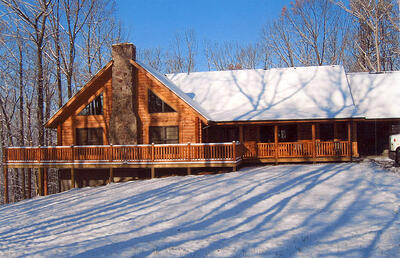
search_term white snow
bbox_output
[167,65,357,121]
[347,71,400,119]
[1,162,400,257]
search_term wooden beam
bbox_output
[21,168,26,199]
[151,167,155,179]
[3,165,8,204]
[312,123,316,163]
[274,125,278,165]
[187,167,191,175]
[239,126,244,143]
[71,168,76,189]
[27,168,31,199]
[38,168,44,196]
[109,167,114,183]
[348,122,352,161]
[44,168,48,196]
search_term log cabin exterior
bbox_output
[3,42,400,203]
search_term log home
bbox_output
[3,43,400,202]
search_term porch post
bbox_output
[38,168,44,196]
[187,167,191,175]
[44,168,48,196]
[70,167,75,189]
[151,167,155,179]
[348,122,352,160]
[274,125,278,164]
[239,126,244,144]
[109,167,114,183]
[352,122,358,157]
[27,168,31,198]
[312,123,316,163]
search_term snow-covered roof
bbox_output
[167,65,357,122]
[347,71,400,119]
[135,61,211,120]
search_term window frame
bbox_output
[148,89,176,113]
[78,93,104,116]
[149,126,179,144]
[75,127,104,145]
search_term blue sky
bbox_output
[116,0,293,69]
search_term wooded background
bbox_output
[0,0,399,203]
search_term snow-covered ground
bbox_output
[1,162,399,257]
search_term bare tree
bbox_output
[1,0,53,146]
[262,0,351,67]
[165,29,197,74]
[204,40,263,70]
[138,47,164,71]
[332,0,399,71]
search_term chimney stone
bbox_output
[109,43,138,145]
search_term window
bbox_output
[76,128,104,145]
[148,89,175,113]
[149,126,179,144]
[78,93,103,116]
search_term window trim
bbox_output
[149,126,179,144]
[75,127,104,145]
[78,93,104,116]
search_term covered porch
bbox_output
[204,120,359,163]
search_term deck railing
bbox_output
[244,141,355,159]
[4,142,243,165]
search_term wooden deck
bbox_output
[3,140,357,168]
[2,141,357,203]
[3,142,242,169]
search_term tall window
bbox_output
[149,126,179,144]
[76,128,104,145]
[148,89,175,113]
[78,93,103,116]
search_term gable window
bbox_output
[148,89,175,113]
[149,126,179,144]
[76,128,104,145]
[78,93,103,116]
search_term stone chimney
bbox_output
[109,43,138,145]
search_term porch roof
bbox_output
[167,65,358,122]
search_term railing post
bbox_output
[109,144,114,184]
[38,145,42,164]
[71,145,75,162]
[187,142,191,161]
[232,141,236,161]
[274,125,278,165]
[151,143,155,161]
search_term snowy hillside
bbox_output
[1,162,399,257]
